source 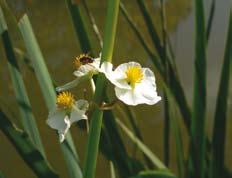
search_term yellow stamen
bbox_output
[56,92,74,110]
[74,54,93,69]
[125,66,143,88]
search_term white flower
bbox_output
[56,54,100,92]
[100,61,161,106]
[47,92,88,142]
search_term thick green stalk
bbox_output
[189,0,207,177]
[0,7,45,156]
[211,8,232,178]
[83,1,120,178]
[65,1,134,176]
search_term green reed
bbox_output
[0,1,232,178]
[18,15,83,178]
[83,1,120,178]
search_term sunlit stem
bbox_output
[83,1,120,177]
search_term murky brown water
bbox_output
[0,0,231,178]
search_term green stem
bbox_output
[83,1,120,178]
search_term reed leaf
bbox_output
[0,110,58,178]
[110,161,116,178]
[189,0,207,177]
[131,170,176,178]
[116,119,166,169]
[65,0,93,54]
[158,0,171,167]
[211,7,232,178]
[83,1,120,178]
[101,110,138,177]
[0,6,45,156]
[166,91,185,178]
[18,15,82,178]
[18,15,56,109]
[0,172,4,178]
[119,2,163,75]
[116,104,154,169]
[82,0,103,48]
[171,116,185,178]
[206,0,216,42]
[135,0,163,59]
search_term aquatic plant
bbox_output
[0,0,231,178]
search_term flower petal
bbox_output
[92,57,101,69]
[70,100,89,123]
[99,61,113,76]
[70,110,88,124]
[47,110,66,130]
[135,82,161,105]
[115,61,141,74]
[142,68,156,85]
[73,65,95,77]
[59,116,71,142]
[47,110,71,142]
[100,62,131,89]
[115,85,161,106]
[115,87,140,106]
[76,99,89,112]
[74,58,101,78]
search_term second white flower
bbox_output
[100,61,161,106]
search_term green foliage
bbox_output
[65,0,93,54]
[0,6,45,156]
[116,119,166,169]
[18,15,82,178]
[65,1,137,177]
[189,0,207,177]
[206,0,216,41]
[133,0,191,132]
[0,1,231,178]
[0,171,4,178]
[211,8,232,178]
[83,1,120,178]
[0,110,58,178]
[131,170,176,178]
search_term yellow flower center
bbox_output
[125,66,144,88]
[74,54,94,69]
[56,92,74,110]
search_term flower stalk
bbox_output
[83,1,120,178]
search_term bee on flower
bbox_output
[47,91,89,142]
[100,61,161,106]
[56,54,100,92]
[73,54,100,77]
